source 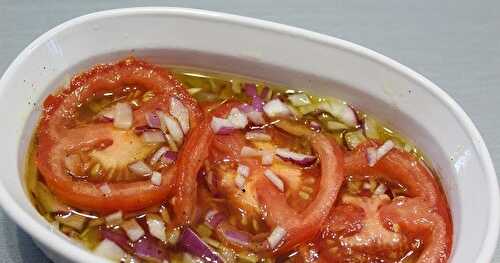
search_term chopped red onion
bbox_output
[319,101,358,127]
[158,112,184,144]
[178,228,223,263]
[228,107,249,129]
[150,146,169,165]
[244,83,258,97]
[263,99,291,118]
[234,174,246,189]
[366,147,378,167]
[121,219,145,242]
[260,86,271,100]
[141,130,166,143]
[114,102,133,129]
[245,131,271,141]
[145,112,161,129]
[309,120,322,131]
[252,95,265,112]
[264,169,284,192]
[267,226,287,249]
[366,140,395,167]
[133,125,153,135]
[150,171,162,186]
[99,183,111,196]
[238,103,253,113]
[128,161,152,176]
[205,210,225,229]
[261,151,274,166]
[100,228,132,252]
[170,97,190,134]
[374,183,388,195]
[222,229,252,247]
[105,211,123,226]
[210,117,236,135]
[134,235,170,262]
[275,148,317,166]
[163,151,178,163]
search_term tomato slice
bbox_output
[172,101,241,225]
[344,140,452,231]
[379,197,450,263]
[256,120,345,254]
[36,58,202,213]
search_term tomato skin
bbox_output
[36,57,202,213]
[172,101,241,225]
[256,126,345,254]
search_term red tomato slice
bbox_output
[172,101,241,225]
[344,140,452,233]
[36,58,202,213]
[379,197,450,263]
[256,121,345,254]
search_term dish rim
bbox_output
[0,7,498,262]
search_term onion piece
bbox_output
[288,93,311,107]
[162,151,178,164]
[150,171,162,186]
[150,146,169,165]
[141,130,166,144]
[158,112,184,144]
[252,95,265,112]
[170,97,190,134]
[267,226,287,249]
[99,183,111,195]
[263,99,291,118]
[113,102,133,129]
[245,131,271,141]
[234,174,246,189]
[100,228,132,252]
[145,112,161,129]
[374,183,387,195]
[221,229,252,247]
[146,214,167,242]
[261,151,274,166]
[210,117,236,135]
[264,169,284,192]
[275,148,317,166]
[121,219,145,242]
[128,161,152,176]
[344,129,367,150]
[366,140,395,167]
[105,211,123,226]
[237,164,250,178]
[205,210,225,229]
[244,83,258,97]
[179,228,223,263]
[246,111,266,125]
[227,108,249,129]
[134,235,170,262]
[366,147,378,167]
[94,239,126,261]
[240,146,262,157]
[319,101,358,127]
[326,121,349,131]
[260,86,272,101]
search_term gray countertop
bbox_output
[0,0,498,262]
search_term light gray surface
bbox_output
[0,0,498,262]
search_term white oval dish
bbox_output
[0,7,498,263]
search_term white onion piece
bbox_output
[105,211,123,226]
[267,226,287,249]
[288,93,311,106]
[237,164,250,178]
[275,148,317,166]
[234,174,246,189]
[159,112,184,144]
[146,214,167,242]
[210,117,236,135]
[326,121,349,131]
[145,112,161,128]
[366,147,378,167]
[263,99,291,118]
[151,171,162,186]
[150,146,169,165]
[261,151,274,166]
[240,146,262,157]
[99,183,111,195]
[374,183,387,195]
[94,239,126,261]
[141,130,166,143]
[170,97,190,134]
[264,169,284,192]
[113,102,133,129]
[245,131,271,141]
[128,161,152,175]
[367,140,395,167]
[227,107,248,129]
[121,219,145,242]
[319,102,358,127]
[246,111,266,125]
